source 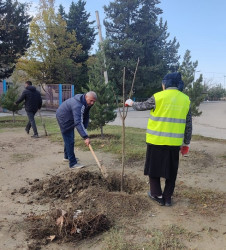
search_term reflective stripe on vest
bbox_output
[146,89,190,146]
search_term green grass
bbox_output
[192,134,226,143]
[1,114,225,162]
[0,115,59,134]
[75,125,146,161]
[0,115,146,161]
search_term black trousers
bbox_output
[26,111,38,135]
[149,176,177,202]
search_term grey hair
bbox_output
[86,91,97,99]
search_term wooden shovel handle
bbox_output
[89,144,108,178]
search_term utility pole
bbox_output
[95,11,108,84]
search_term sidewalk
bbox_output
[0,109,56,118]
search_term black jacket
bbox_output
[16,86,42,113]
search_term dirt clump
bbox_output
[25,209,110,246]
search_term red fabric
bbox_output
[180,146,189,156]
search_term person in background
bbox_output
[15,81,42,138]
[125,72,192,206]
[56,91,97,169]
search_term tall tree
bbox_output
[179,50,205,116]
[0,0,31,80]
[104,0,180,97]
[86,51,117,137]
[67,0,96,88]
[17,0,82,88]
[58,4,67,20]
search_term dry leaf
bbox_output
[56,215,64,226]
[71,227,77,235]
[61,209,67,216]
[47,235,55,241]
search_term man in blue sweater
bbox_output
[56,91,97,169]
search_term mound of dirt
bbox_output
[29,170,147,202]
[24,170,151,246]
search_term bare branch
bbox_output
[129,57,140,99]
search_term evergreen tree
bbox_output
[103,0,180,98]
[207,85,226,101]
[58,4,67,20]
[0,0,32,80]
[0,84,23,122]
[67,0,96,62]
[67,0,96,88]
[179,50,205,116]
[17,0,82,87]
[86,51,117,137]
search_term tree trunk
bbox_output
[12,112,15,123]
[121,67,126,192]
[101,126,104,138]
[121,117,125,192]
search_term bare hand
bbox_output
[84,138,90,146]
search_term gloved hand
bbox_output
[180,144,190,156]
[125,99,133,107]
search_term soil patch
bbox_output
[0,128,226,250]
[22,170,150,247]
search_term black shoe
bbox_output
[165,199,172,207]
[31,134,39,138]
[148,191,165,206]
[25,129,29,134]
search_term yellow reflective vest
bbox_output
[146,89,190,146]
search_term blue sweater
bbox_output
[56,94,90,138]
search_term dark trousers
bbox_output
[26,111,38,135]
[149,176,177,202]
[62,129,77,168]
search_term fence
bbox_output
[0,82,75,112]
[0,80,7,112]
[40,84,74,111]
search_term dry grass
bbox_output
[175,184,226,216]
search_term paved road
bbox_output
[109,101,226,140]
[1,101,226,140]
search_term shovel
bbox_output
[89,144,108,178]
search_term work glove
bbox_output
[180,144,190,156]
[125,99,133,107]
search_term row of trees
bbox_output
[16,0,96,93]
[1,0,224,130]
